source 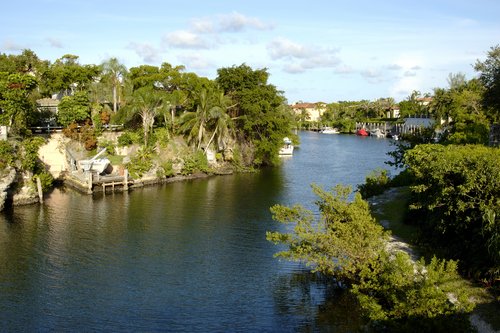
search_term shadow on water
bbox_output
[272,269,366,332]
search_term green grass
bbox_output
[107,154,125,166]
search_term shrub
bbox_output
[405,144,500,283]
[126,146,153,179]
[153,128,170,148]
[357,168,390,198]
[35,171,54,193]
[0,140,14,169]
[157,160,175,178]
[268,184,474,331]
[117,131,141,146]
[181,151,209,175]
[98,139,116,155]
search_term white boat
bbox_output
[279,137,294,156]
[321,127,339,134]
[369,128,385,138]
[79,158,111,174]
[78,148,110,174]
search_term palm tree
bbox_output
[179,88,213,150]
[159,90,186,136]
[129,87,162,146]
[101,57,127,113]
[206,91,234,152]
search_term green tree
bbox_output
[128,87,162,146]
[474,45,500,122]
[206,91,235,152]
[216,64,294,166]
[267,184,473,329]
[179,88,215,150]
[101,57,128,113]
[43,54,100,96]
[431,78,489,144]
[405,144,500,282]
[0,72,38,133]
[57,91,90,127]
[267,184,388,284]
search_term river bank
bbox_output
[369,187,500,333]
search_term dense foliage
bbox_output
[216,64,295,166]
[267,185,473,330]
[405,144,500,282]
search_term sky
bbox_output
[2,0,500,103]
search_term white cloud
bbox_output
[361,69,382,79]
[177,53,214,70]
[335,64,354,74]
[217,12,273,32]
[190,18,214,34]
[190,12,273,34]
[283,63,306,74]
[404,70,417,77]
[267,37,341,73]
[2,39,25,51]
[387,64,402,70]
[46,37,63,48]
[267,38,313,60]
[163,30,210,49]
[127,42,161,63]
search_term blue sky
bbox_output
[2,0,499,103]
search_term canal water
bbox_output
[0,132,397,332]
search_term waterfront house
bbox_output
[291,102,326,122]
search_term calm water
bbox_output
[0,132,397,332]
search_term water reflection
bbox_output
[272,270,366,332]
[0,132,396,331]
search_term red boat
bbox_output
[356,128,369,136]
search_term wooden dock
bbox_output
[65,170,132,194]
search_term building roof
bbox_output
[291,102,320,109]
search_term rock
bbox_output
[0,167,17,211]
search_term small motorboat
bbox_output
[356,128,369,136]
[369,128,385,138]
[279,137,294,156]
[321,127,339,134]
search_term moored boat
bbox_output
[369,128,385,138]
[356,128,369,136]
[321,127,339,134]
[279,137,294,156]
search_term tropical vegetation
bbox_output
[267,45,500,330]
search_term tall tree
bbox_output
[474,45,500,122]
[0,72,37,132]
[44,54,100,96]
[101,57,128,113]
[216,64,294,166]
[128,87,162,146]
[179,88,214,150]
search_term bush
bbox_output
[357,168,390,198]
[126,146,154,179]
[35,171,54,193]
[98,139,116,155]
[117,131,142,147]
[153,128,170,148]
[0,140,14,169]
[267,184,474,331]
[405,144,500,283]
[181,151,209,175]
[157,160,175,178]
